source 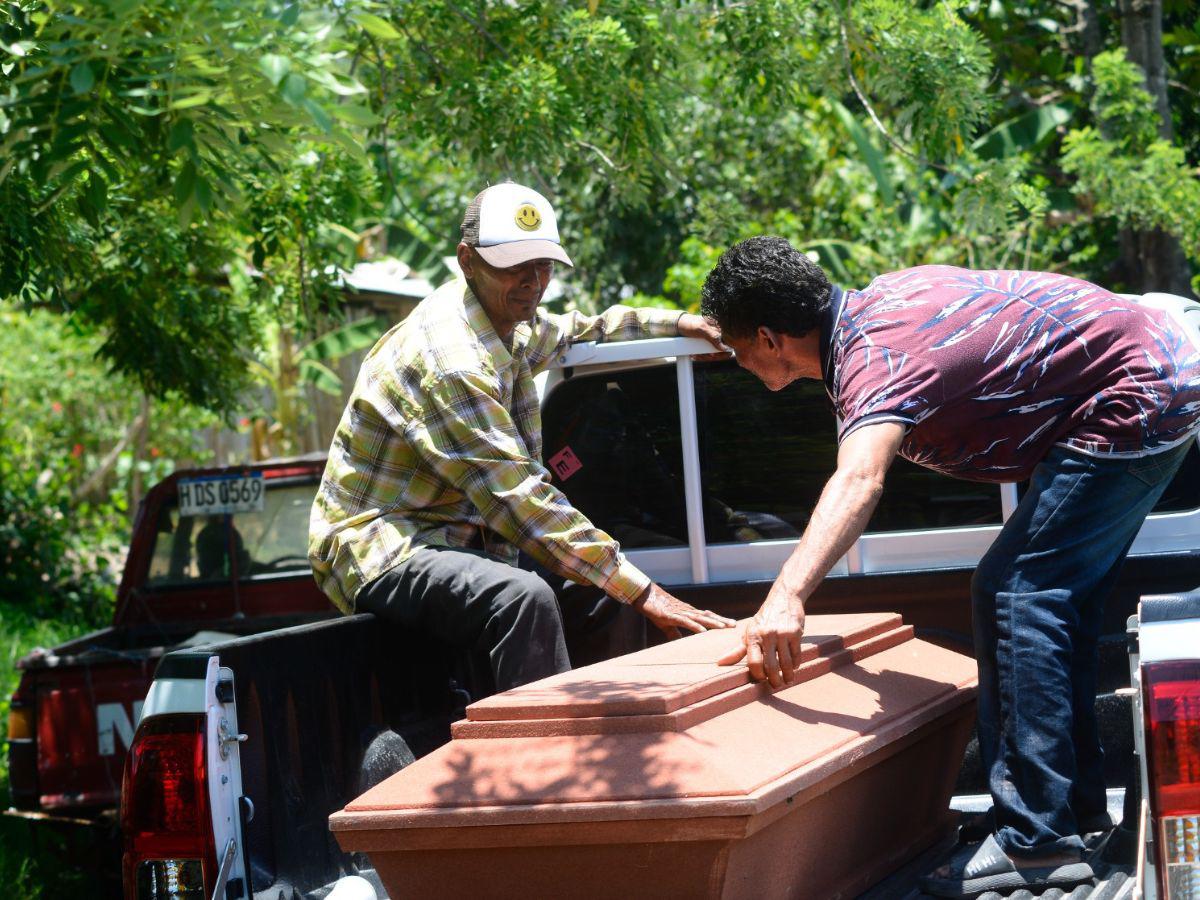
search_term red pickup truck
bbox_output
[5,456,332,892]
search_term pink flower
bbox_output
[52,402,63,414]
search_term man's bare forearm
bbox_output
[719,422,904,683]
[769,421,906,610]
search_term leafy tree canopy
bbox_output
[2,0,1199,414]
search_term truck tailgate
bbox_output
[33,658,157,810]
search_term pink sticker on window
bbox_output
[548,446,583,481]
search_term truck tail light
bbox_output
[1144,660,1200,899]
[6,688,38,809]
[7,701,33,740]
[121,714,215,899]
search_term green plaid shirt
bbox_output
[309,278,684,613]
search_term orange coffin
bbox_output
[330,612,978,899]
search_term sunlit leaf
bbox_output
[280,72,306,103]
[177,189,197,227]
[331,104,379,126]
[831,101,897,208]
[324,222,363,243]
[355,13,401,41]
[2,41,33,58]
[298,358,343,395]
[47,154,87,183]
[169,90,212,110]
[298,316,388,362]
[307,69,367,97]
[325,127,369,163]
[799,239,855,283]
[973,104,1074,160]
[301,97,332,132]
[259,54,291,87]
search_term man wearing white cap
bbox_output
[310,182,734,692]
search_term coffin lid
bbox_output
[332,612,977,832]
[463,611,902,725]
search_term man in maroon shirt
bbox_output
[701,236,1200,897]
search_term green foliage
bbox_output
[950,157,1053,269]
[297,313,390,395]
[245,151,378,323]
[1063,130,1200,259]
[359,0,677,203]
[4,16,1200,881]
[0,439,119,625]
[0,304,215,474]
[1090,48,1164,150]
[1061,49,1200,262]
[0,0,361,222]
[846,0,996,159]
[972,103,1074,161]
[4,0,1200,414]
[0,304,216,621]
[832,99,897,208]
[83,196,257,410]
[661,237,724,310]
[0,0,381,409]
[1161,1,1200,163]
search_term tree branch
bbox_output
[576,139,625,172]
[73,403,149,505]
[837,10,953,174]
[445,1,508,57]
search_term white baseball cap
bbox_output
[460,182,574,268]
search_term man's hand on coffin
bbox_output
[632,583,736,639]
[718,593,805,689]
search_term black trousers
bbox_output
[355,547,646,693]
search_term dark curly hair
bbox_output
[701,236,831,338]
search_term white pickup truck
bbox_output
[115,332,1200,900]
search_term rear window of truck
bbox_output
[541,360,1003,547]
[145,479,317,587]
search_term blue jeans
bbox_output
[972,439,1192,857]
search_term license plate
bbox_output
[177,473,265,517]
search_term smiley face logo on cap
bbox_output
[515,203,541,232]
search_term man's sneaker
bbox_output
[921,834,1095,899]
